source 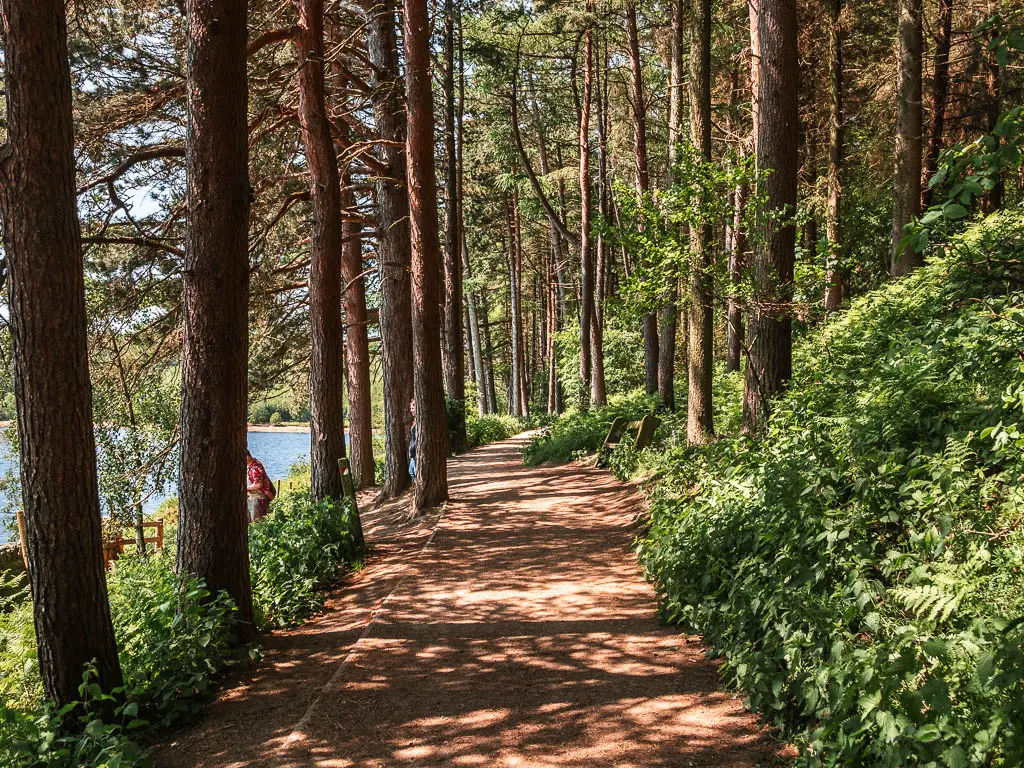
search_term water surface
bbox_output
[0,430,314,545]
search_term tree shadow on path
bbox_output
[154,436,787,768]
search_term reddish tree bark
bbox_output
[892,0,924,275]
[294,0,346,502]
[742,0,799,432]
[825,0,845,311]
[688,0,714,446]
[578,18,595,410]
[363,0,414,498]
[660,0,685,412]
[442,0,468,451]
[342,183,375,488]
[981,0,1003,214]
[921,0,953,209]
[404,0,450,509]
[0,0,124,705]
[177,0,255,636]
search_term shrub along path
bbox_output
[154,434,784,767]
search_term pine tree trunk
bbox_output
[921,0,953,209]
[825,0,845,311]
[578,19,595,410]
[0,0,124,704]
[364,0,414,498]
[591,37,609,410]
[505,195,523,418]
[464,268,488,417]
[341,183,375,488]
[177,0,254,637]
[981,0,1003,213]
[404,0,450,510]
[442,0,467,451]
[480,295,498,414]
[295,0,346,502]
[687,0,715,446]
[660,0,685,412]
[727,183,748,371]
[750,0,761,152]
[742,0,799,432]
[626,2,660,396]
[892,0,924,276]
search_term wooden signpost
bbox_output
[338,457,365,549]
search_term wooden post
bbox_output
[337,457,365,548]
[15,510,29,571]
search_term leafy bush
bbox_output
[249,491,364,629]
[107,554,238,728]
[0,485,364,765]
[466,413,522,448]
[521,391,658,466]
[268,411,283,426]
[637,211,1024,766]
[0,666,150,768]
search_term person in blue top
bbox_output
[408,398,417,486]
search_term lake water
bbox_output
[0,430,313,545]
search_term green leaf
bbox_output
[942,203,969,220]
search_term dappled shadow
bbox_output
[154,435,784,768]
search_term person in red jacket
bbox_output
[246,449,276,522]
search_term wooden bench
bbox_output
[602,413,661,452]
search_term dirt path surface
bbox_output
[155,435,781,768]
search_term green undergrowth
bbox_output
[466,413,525,448]
[521,391,660,466]
[0,486,364,767]
[249,492,363,628]
[630,211,1024,766]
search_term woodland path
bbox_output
[154,434,783,768]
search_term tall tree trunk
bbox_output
[626,2,659,396]
[578,17,595,410]
[0,0,124,705]
[295,0,346,501]
[177,0,254,636]
[750,0,762,151]
[404,0,449,510]
[480,295,498,414]
[515,197,530,416]
[364,0,414,498]
[442,0,467,451]
[982,0,1003,213]
[457,7,488,419]
[724,63,746,372]
[742,0,799,432]
[921,0,953,208]
[464,269,487,417]
[825,0,845,311]
[342,183,375,488]
[660,0,685,411]
[687,0,714,445]
[892,0,924,276]
[591,34,608,409]
[727,183,748,371]
[505,194,523,418]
